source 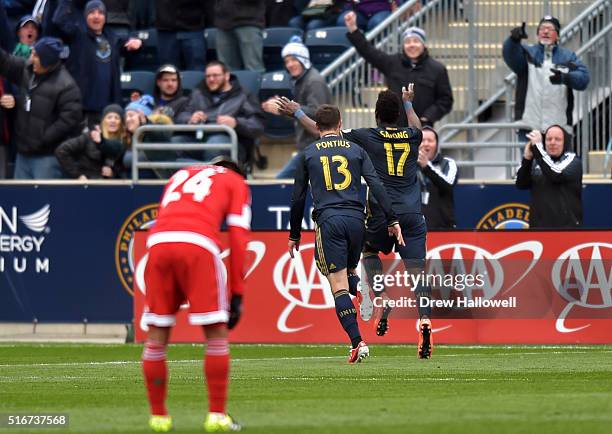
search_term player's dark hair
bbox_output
[210,156,247,178]
[375,90,401,125]
[315,104,341,131]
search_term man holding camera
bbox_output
[503,16,589,140]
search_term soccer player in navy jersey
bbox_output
[279,85,434,359]
[288,104,404,363]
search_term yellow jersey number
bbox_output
[384,142,410,176]
[320,155,352,191]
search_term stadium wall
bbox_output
[0,182,611,339]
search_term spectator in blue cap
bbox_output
[0,36,83,179]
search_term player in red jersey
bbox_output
[141,157,249,433]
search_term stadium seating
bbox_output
[263,27,304,72]
[180,70,205,96]
[259,71,295,137]
[204,28,218,62]
[232,70,262,96]
[304,27,351,72]
[124,29,160,72]
[120,71,156,106]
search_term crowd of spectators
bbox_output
[0,2,593,229]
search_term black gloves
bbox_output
[227,294,243,330]
[510,22,528,42]
[549,68,565,85]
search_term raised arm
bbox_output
[288,152,309,254]
[277,97,319,137]
[402,84,422,130]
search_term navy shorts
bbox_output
[365,208,426,260]
[314,215,364,276]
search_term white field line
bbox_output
[2,350,612,369]
[0,343,610,349]
[0,376,533,383]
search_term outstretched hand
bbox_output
[344,11,358,32]
[402,83,415,102]
[277,97,301,117]
[510,22,528,42]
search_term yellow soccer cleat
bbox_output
[203,412,242,432]
[148,415,173,432]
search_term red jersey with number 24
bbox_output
[148,165,251,295]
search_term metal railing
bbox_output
[438,122,532,173]
[131,125,238,182]
[322,0,594,129]
[442,0,612,158]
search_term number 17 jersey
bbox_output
[342,127,422,214]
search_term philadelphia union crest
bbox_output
[115,203,158,295]
[476,203,530,230]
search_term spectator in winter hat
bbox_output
[152,64,189,121]
[53,0,143,128]
[55,103,129,179]
[261,35,332,178]
[503,16,589,141]
[0,36,82,179]
[344,11,454,127]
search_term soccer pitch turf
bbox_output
[0,344,611,433]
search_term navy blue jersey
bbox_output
[342,127,423,214]
[289,134,397,241]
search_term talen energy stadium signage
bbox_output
[133,231,612,344]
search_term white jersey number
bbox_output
[161,168,218,208]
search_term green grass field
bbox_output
[1,344,611,433]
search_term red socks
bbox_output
[142,341,168,416]
[205,337,230,414]
[142,338,230,416]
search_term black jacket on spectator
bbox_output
[156,0,207,31]
[214,0,266,30]
[55,132,104,178]
[419,151,458,229]
[176,75,264,163]
[515,140,583,228]
[53,1,126,112]
[347,29,453,127]
[0,48,82,155]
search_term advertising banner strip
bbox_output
[133,231,612,344]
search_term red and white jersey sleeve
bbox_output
[226,179,251,296]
